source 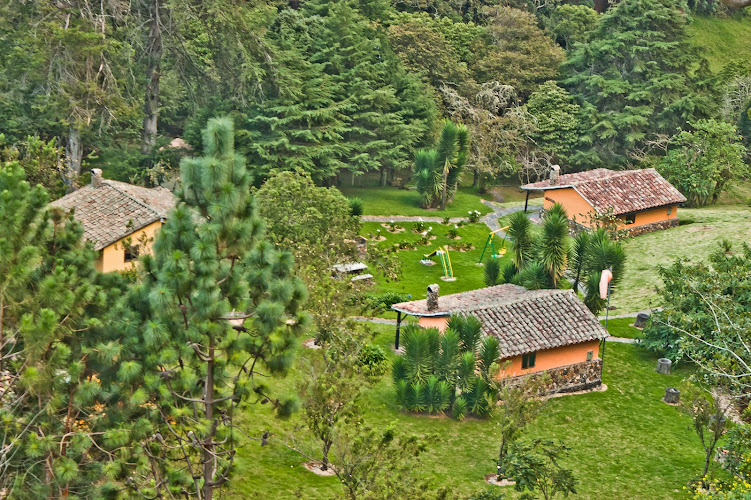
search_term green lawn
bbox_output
[360,220,512,308]
[227,329,705,499]
[688,15,751,73]
[613,204,751,313]
[339,185,492,217]
[602,317,642,339]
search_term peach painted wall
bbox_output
[544,188,593,224]
[498,339,601,378]
[418,316,449,332]
[618,205,678,229]
[544,188,678,230]
[95,220,163,273]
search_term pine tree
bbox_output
[114,117,307,499]
[0,163,123,497]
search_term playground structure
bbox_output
[478,226,509,263]
[421,246,455,281]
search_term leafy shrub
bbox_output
[442,216,451,225]
[358,345,389,378]
[413,220,426,233]
[447,227,460,239]
[363,292,409,313]
[467,210,481,223]
[349,197,364,217]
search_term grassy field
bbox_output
[339,185,492,217]
[688,14,751,72]
[602,317,642,339]
[613,204,751,313]
[360,220,513,305]
[227,328,704,499]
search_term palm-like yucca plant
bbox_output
[426,375,451,414]
[392,356,408,385]
[437,329,460,384]
[449,314,482,353]
[465,377,491,417]
[583,271,606,314]
[402,325,434,382]
[484,257,502,286]
[538,205,570,288]
[570,231,591,294]
[452,396,469,420]
[410,380,427,412]
[507,211,534,270]
[457,351,476,392]
[394,379,409,410]
[414,150,442,208]
[520,261,550,290]
[478,336,501,381]
[413,120,469,209]
[586,237,626,290]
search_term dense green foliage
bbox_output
[414,120,470,209]
[392,317,500,418]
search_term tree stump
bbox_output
[657,358,672,375]
[664,387,680,404]
[634,312,649,329]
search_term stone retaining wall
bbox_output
[625,217,679,237]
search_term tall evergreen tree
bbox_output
[563,0,713,167]
[113,117,307,499]
[246,2,435,184]
[0,163,125,497]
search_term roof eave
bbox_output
[391,305,451,318]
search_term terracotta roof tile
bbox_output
[521,168,686,215]
[392,285,607,358]
[50,180,177,250]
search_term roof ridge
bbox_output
[102,181,163,221]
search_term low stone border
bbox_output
[485,474,515,487]
[303,461,336,476]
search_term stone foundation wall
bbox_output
[540,359,603,394]
[625,217,679,237]
[506,359,603,394]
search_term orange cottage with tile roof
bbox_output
[50,169,176,272]
[522,166,687,236]
[392,284,609,393]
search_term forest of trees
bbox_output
[0,0,748,198]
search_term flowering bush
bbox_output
[467,210,481,223]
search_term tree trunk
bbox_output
[440,160,450,211]
[497,438,508,478]
[203,339,215,500]
[473,168,479,188]
[65,126,83,189]
[379,168,387,186]
[141,0,162,156]
[321,440,332,471]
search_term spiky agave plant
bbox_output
[538,205,569,288]
[414,150,441,208]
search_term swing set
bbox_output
[422,246,455,281]
[478,226,509,263]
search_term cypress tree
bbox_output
[114,117,307,499]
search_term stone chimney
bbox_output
[91,168,103,188]
[550,165,560,185]
[426,284,440,312]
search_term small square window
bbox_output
[522,352,536,369]
[124,244,140,263]
[623,213,636,225]
[587,350,593,361]
[667,206,673,216]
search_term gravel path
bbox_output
[360,200,542,235]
